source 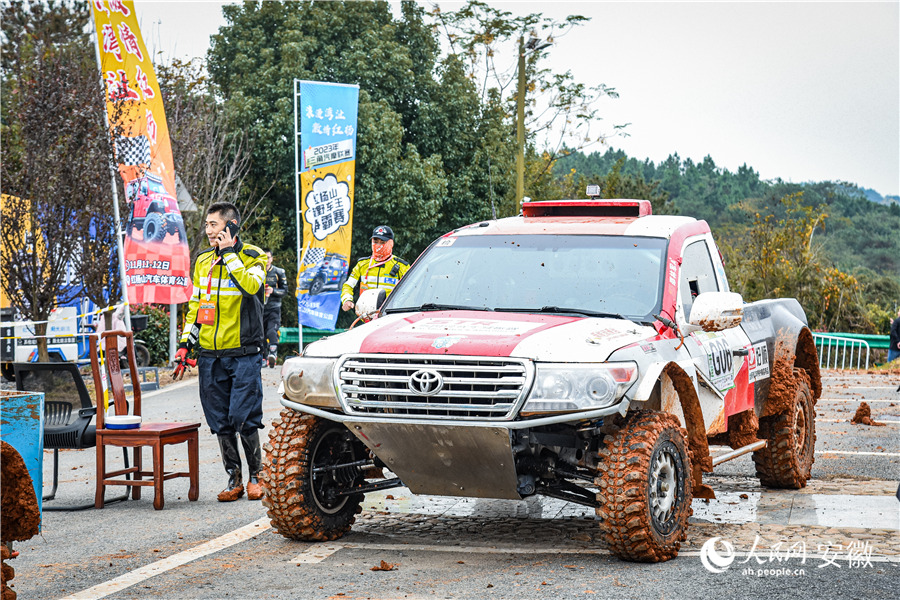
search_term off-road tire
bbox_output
[596,410,693,562]
[261,410,364,541]
[143,212,167,243]
[753,368,816,489]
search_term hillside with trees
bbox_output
[556,148,900,334]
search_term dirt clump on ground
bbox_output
[1,441,41,600]
[1,543,16,600]
[0,442,40,542]
[850,402,885,427]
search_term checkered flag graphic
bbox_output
[115,135,151,166]
[302,247,326,268]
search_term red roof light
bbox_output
[522,200,652,218]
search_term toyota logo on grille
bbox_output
[408,369,444,396]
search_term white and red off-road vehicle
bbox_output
[263,197,820,562]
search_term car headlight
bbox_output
[281,357,339,408]
[521,362,637,414]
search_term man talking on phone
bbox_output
[177,202,268,502]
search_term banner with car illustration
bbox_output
[295,80,359,330]
[92,0,190,305]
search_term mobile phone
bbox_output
[225,221,239,238]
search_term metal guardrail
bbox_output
[813,333,870,370]
[816,332,889,350]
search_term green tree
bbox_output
[720,194,872,332]
[1,0,122,358]
[207,0,526,275]
[432,1,626,207]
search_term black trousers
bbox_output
[263,302,282,352]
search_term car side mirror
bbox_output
[355,288,387,321]
[688,291,744,332]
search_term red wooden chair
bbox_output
[89,331,200,510]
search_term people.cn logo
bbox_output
[408,369,444,396]
[700,537,736,573]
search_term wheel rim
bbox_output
[648,440,683,534]
[310,428,355,515]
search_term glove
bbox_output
[172,345,191,380]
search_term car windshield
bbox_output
[148,179,167,194]
[384,234,667,322]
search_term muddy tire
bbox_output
[596,410,693,562]
[753,368,816,489]
[261,409,364,541]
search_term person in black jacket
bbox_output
[889,307,900,363]
[263,251,288,368]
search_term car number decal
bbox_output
[699,335,735,391]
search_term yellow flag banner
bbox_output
[91,0,190,305]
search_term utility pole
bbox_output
[516,36,526,213]
[515,34,552,215]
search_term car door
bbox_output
[678,237,751,434]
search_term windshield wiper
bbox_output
[384,303,492,314]
[495,306,629,320]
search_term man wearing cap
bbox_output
[341,225,410,313]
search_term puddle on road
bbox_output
[788,494,899,530]
[364,488,899,530]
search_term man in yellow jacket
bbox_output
[341,225,409,313]
[177,202,267,502]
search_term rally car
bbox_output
[297,252,349,295]
[263,196,820,562]
[125,173,187,244]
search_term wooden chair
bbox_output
[90,331,200,510]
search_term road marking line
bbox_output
[321,542,900,564]
[342,542,611,555]
[818,398,897,403]
[677,551,899,563]
[293,544,344,563]
[845,386,900,390]
[60,517,271,600]
[817,450,900,457]
[819,418,900,424]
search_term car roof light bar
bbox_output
[522,199,652,218]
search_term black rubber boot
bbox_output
[217,434,244,501]
[241,430,264,500]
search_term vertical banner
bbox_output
[295,80,359,330]
[91,0,190,305]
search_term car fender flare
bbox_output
[661,361,716,499]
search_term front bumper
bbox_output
[279,397,629,499]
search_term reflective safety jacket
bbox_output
[341,255,409,305]
[181,239,267,355]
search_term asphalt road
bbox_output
[4,366,898,600]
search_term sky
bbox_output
[134,1,900,197]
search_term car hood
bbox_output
[304,310,654,362]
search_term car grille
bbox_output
[337,354,533,420]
